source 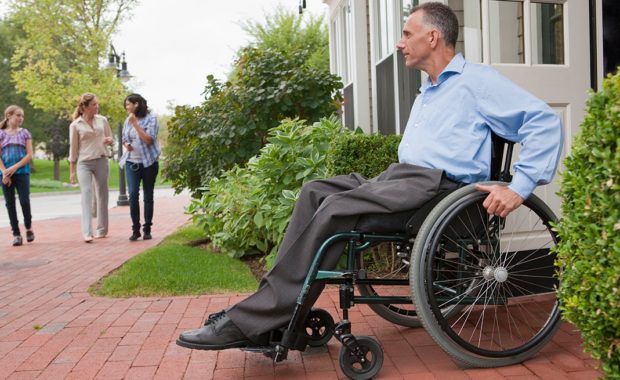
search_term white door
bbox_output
[433,0,590,215]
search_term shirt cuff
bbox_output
[508,172,536,200]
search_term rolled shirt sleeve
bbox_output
[476,69,564,199]
[68,122,80,163]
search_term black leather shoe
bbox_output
[143,232,152,240]
[204,310,226,326]
[129,232,141,241]
[176,312,250,350]
[12,235,22,246]
[26,230,34,243]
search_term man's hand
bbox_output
[475,184,524,217]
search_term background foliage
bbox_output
[7,0,136,121]
[326,132,402,178]
[188,117,345,268]
[0,18,58,155]
[163,10,342,195]
[555,71,620,377]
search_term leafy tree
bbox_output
[240,7,329,70]
[164,10,342,195]
[6,0,137,121]
[45,118,72,180]
[0,17,57,165]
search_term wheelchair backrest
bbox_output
[490,133,515,182]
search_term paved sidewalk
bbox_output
[0,192,603,379]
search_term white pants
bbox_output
[77,158,109,238]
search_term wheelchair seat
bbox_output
[355,187,455,234]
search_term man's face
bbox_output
[396,11,433,69]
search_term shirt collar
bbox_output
[77,115,96,125]
[421,53,466,91]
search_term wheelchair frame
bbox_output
[244,135,561,379]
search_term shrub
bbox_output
[555,72,620,377]
[326,132,401,178]
[188,117,346,268]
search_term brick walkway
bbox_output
[0,193,602,379]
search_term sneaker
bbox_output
[12,235,23,246]
[84,236,93,243]
[26,230,34,243]
[143,232,152,240]
[94,232,107,239]
[129,232,141,241]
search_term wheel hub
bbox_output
[482,266,509,283]
[494,267,508,283]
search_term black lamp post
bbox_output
[106,44,131,206]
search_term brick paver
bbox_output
[0,192,603,379]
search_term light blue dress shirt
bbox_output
[398,53,563,199]
[119,113,161,169]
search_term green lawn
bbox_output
[29,159,168,193]
[90,224,259,297]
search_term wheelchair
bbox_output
[242,134,561,379]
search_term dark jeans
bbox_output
[125,161,159,233]
[2,173,32,236]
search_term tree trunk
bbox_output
[53,155,60,181]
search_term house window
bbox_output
[376,0,396,61]
[530,2,564,64]
[489,0,525,64]
[331,1,354,84]
[341,0,354,83]
[455,0,483,63]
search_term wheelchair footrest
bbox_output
[241,345,288,362]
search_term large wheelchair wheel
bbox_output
[356,248,422,327]
[411,182,561,367]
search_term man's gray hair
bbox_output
[410,2,459,48]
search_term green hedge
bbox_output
[326,132,401,178]
[188,117,346,268]
[189,120,404,270]
[555,72,620,377]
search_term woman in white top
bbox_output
[68,93,113,242]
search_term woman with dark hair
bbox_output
[0,105,34,246]
[69,93,114,242]
[119,93,161,241]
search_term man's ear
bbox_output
[429,29,440,48]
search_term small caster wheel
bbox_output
[304,308,335,347]
[339,336,383,380]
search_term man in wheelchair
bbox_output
[177,1,563,356]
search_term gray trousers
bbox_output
[77,157,109,238]
[227,163,460,339]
